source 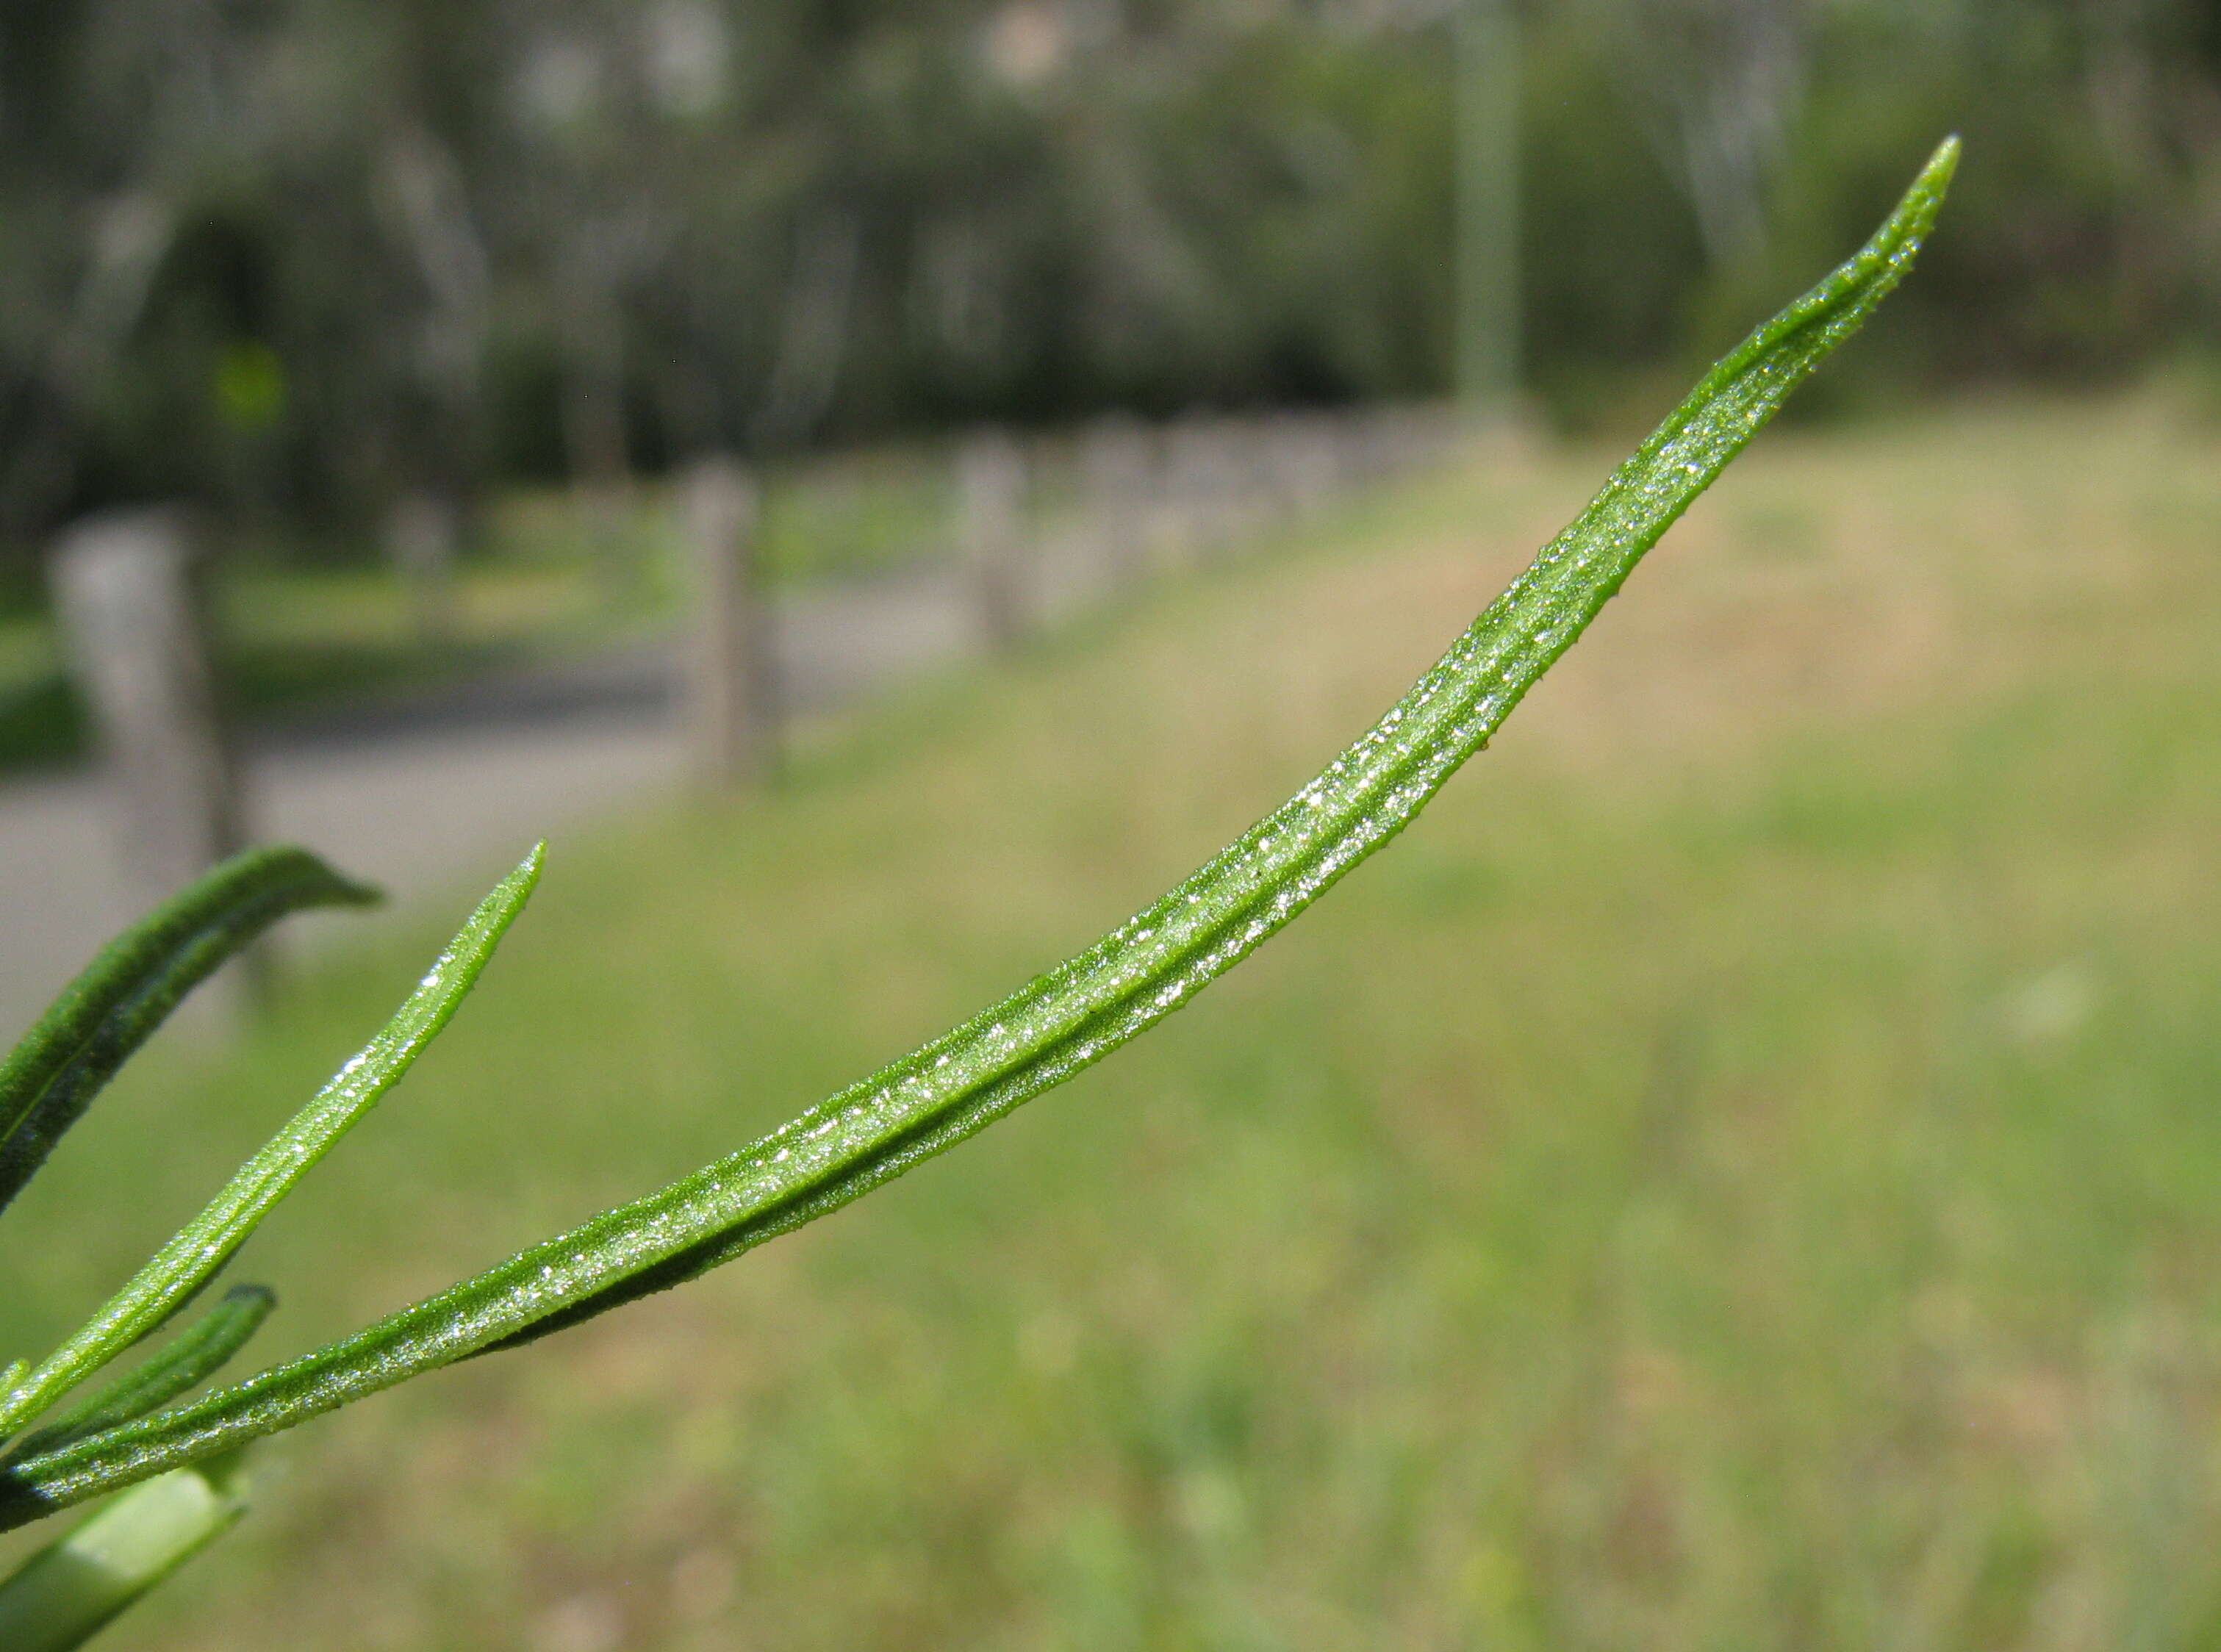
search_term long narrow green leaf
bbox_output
[0,846,381,1217]
[0,138,1957,1529]
[3,1288,275,1463]
[0,848,541,1443]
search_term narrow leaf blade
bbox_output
[0,140,1956,1527]
[4,1288,276,1462]
[0,845,381,1216]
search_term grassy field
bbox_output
[4,393,2220,1650]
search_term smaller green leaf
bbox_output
[0,846,381,1218]
[4,1288,275,1463]
[0,1362,23,1396]
[0,848,541,1440]
[0,1457,250,1652]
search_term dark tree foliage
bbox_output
[0,0,2213,561]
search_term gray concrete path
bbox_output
[0,404,1438,1044]
[0,567,985,1046]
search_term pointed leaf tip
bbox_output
[1882,134,1959,253]
[1926,134,1962,188]
[491,844,546,908]
[0,845,384,1218]
[0,857,539,1443]
[0,146,1959,1525]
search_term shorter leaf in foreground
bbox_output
[0,846,380,1218]
[0,847,541,1443]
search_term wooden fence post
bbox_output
[683,457,777,789]
[1081,414,1154,587]
[959,428,1028,650]
[385,491,459,643]
[1160,415,1220,565]
[1222,417,1275,548]
[49,508,245,904]
[1267,412,1337,521]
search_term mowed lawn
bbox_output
[5,394,2221,1651]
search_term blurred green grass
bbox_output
[5,395,2221,1650]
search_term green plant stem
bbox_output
[0,138,1956,1531]
[0,1458,251,1652]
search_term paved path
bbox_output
[0,449,1363,1045]
[0,403,1453,1046]
[0,566,997,1045]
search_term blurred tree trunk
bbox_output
[1613,0,1815,269]
[0,193,175,539]
[2074,0,2221,340]
[560,290,635,592]
[377,121,492,533]
[750,206,861,453]
[1456,0,1521,415]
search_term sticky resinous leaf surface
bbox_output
[0,138,1958,1527]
